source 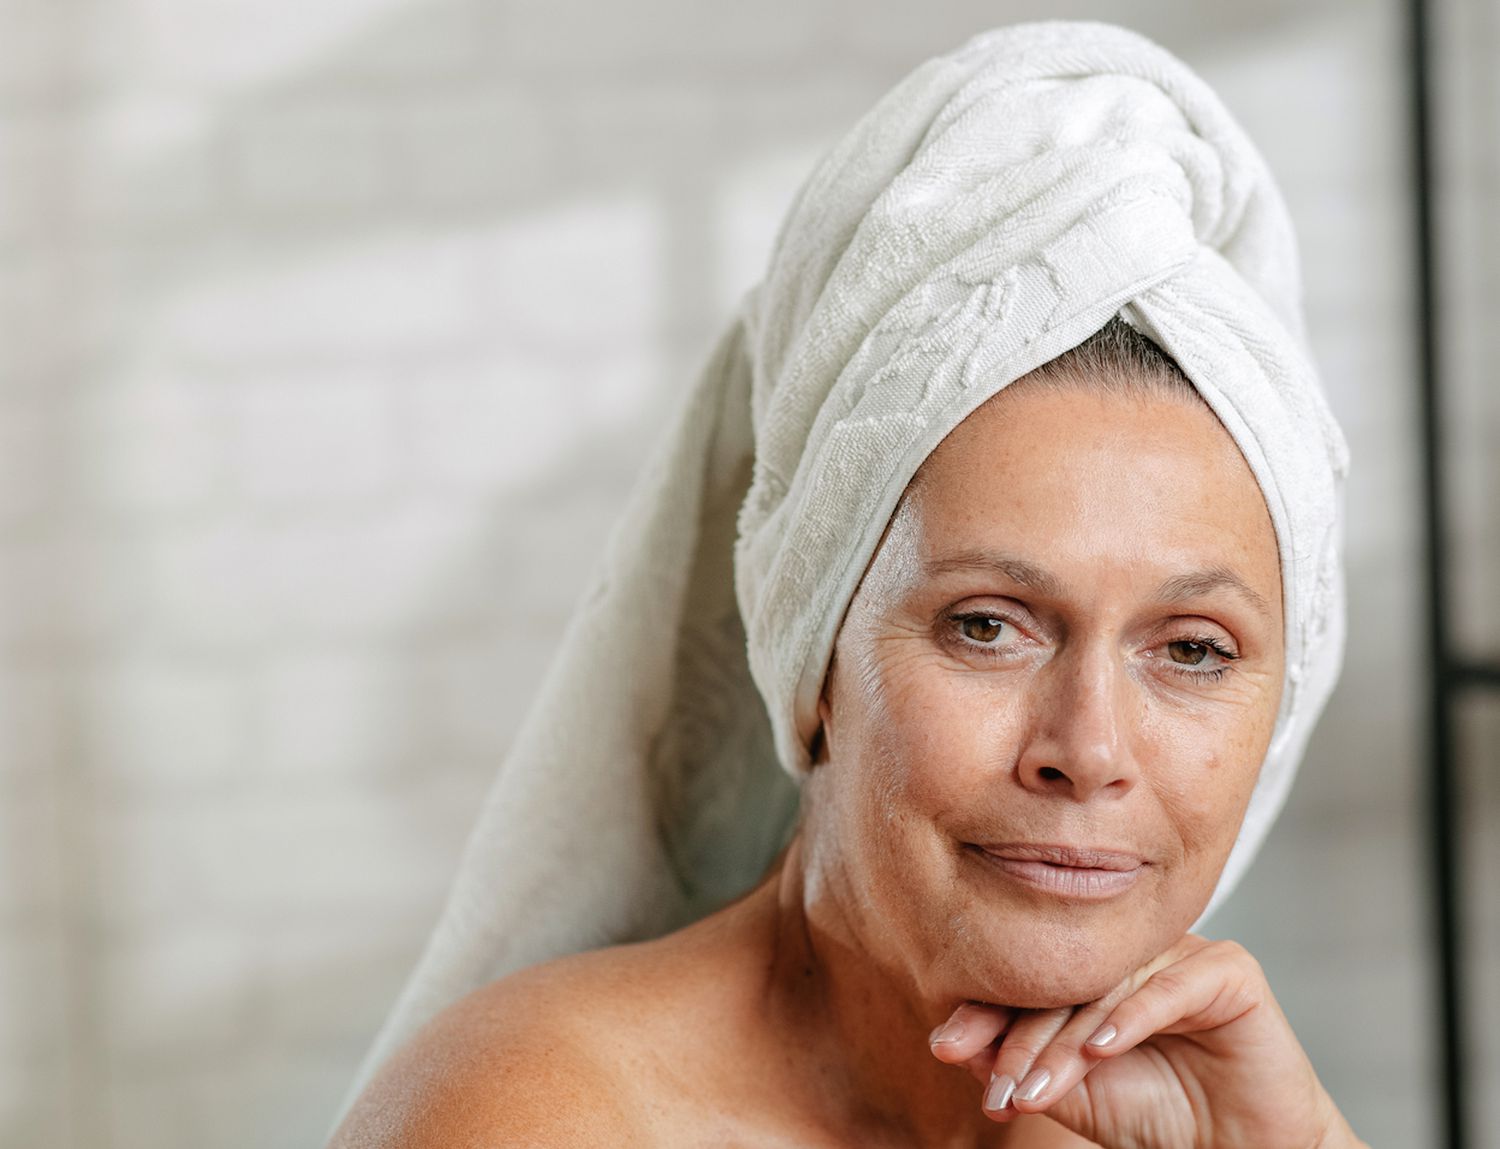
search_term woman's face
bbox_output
[803,380,1285,1009]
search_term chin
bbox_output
[985,965,1133,1011]
[949,908,1170,1010]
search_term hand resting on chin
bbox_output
[929,933,1370,1149]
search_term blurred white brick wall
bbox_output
[0,1,1463,1146]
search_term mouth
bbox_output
[964,841,1147,900]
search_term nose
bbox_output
[1015,641,1140,802]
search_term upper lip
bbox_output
[971,842,1147,871]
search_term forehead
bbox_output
[894,381,1282,609]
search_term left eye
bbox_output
[1167,640,1213,665]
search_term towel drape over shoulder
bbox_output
[336,19,1349,1121]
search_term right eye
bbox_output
[947,612,1028,655]
[958,615,1008,644]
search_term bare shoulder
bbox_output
[328,947,678,1148]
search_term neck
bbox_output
[752,834,1018,1148]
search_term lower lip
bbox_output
[969,849,1144,900]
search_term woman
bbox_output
[329,21,1361,1148]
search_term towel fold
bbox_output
[333,19,1349,1128]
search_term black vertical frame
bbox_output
[1407,0,1498,1145]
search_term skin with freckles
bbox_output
[329,379,1367,1149]
[800,380,1284,1021]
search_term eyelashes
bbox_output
[947,613,1024,658]
[943,612,1240,683]
[1160,636,1239,681]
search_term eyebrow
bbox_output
[922,551,1275,622]
[924,552,1066,599]
[1153,566,1275,621]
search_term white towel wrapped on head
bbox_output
[334,19,1349,1126]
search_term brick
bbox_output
[712,135,834,315]
[108,1048,358,1149]
[256,922,416,1046]
[334,1,488,82]
[470,195,663,352]
[829,3,1026,65]
[95,782,478,925]
[0,786,60,922]
[0,929,66,1061]
[403,351,649,494]
[48,529,161,651]
[105,1062,230,1149]
[422,632,550,762]
[140,520,268,649]
[0,0,67,102]
[249,1051,371,1149]
[230,98,390,215]
[0,392,54,528]
[257,647,424,779]
[105,1081,198,1149]
[101,924,256,1062]
[388,89,557,210]
[65,377,226,517]
[245,504,484,638]
[0,254,70,383]
[0,1051,66,1149]
[0,113,60,248]
[473,480,636,610]
[504,0,826,72]
[91,0,408,93]
[82,656,254,789]
[560,82,724,181]
[0,534,67,649]
[227,370,397,505]
[0,662,62,786]
[150,231,486,364]
[70,97,219,232]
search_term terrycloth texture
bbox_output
[333,19,1349,1126]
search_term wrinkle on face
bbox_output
[800,379,1286,1009]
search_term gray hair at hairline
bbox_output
[902,313,1206,504]
[1016,312,1203,405]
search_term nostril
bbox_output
[1039,766,1066,782]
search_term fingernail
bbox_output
[1016,1067,1051,1104]
[929,1018,966,1046]
[1086,1023,1118,1048]
[983,1073,1016,1112]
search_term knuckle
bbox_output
[1207,938,1246,961]
[1208,938,1265,979]
[993,1008,1069,1069]
[1143,964,1188,998]
[1104,994,1148,1033]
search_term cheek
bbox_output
[1147,706,1270,868]
[854,654,1026,815]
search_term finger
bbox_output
[991,995,1125,1116]
[979,1006,1075,1119]
[998,934,1222,1116]
[928,1002,1013,1065]
[1079,938,1264,1063]
[960,1045,999,1086]
[982,937,1212,1118]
